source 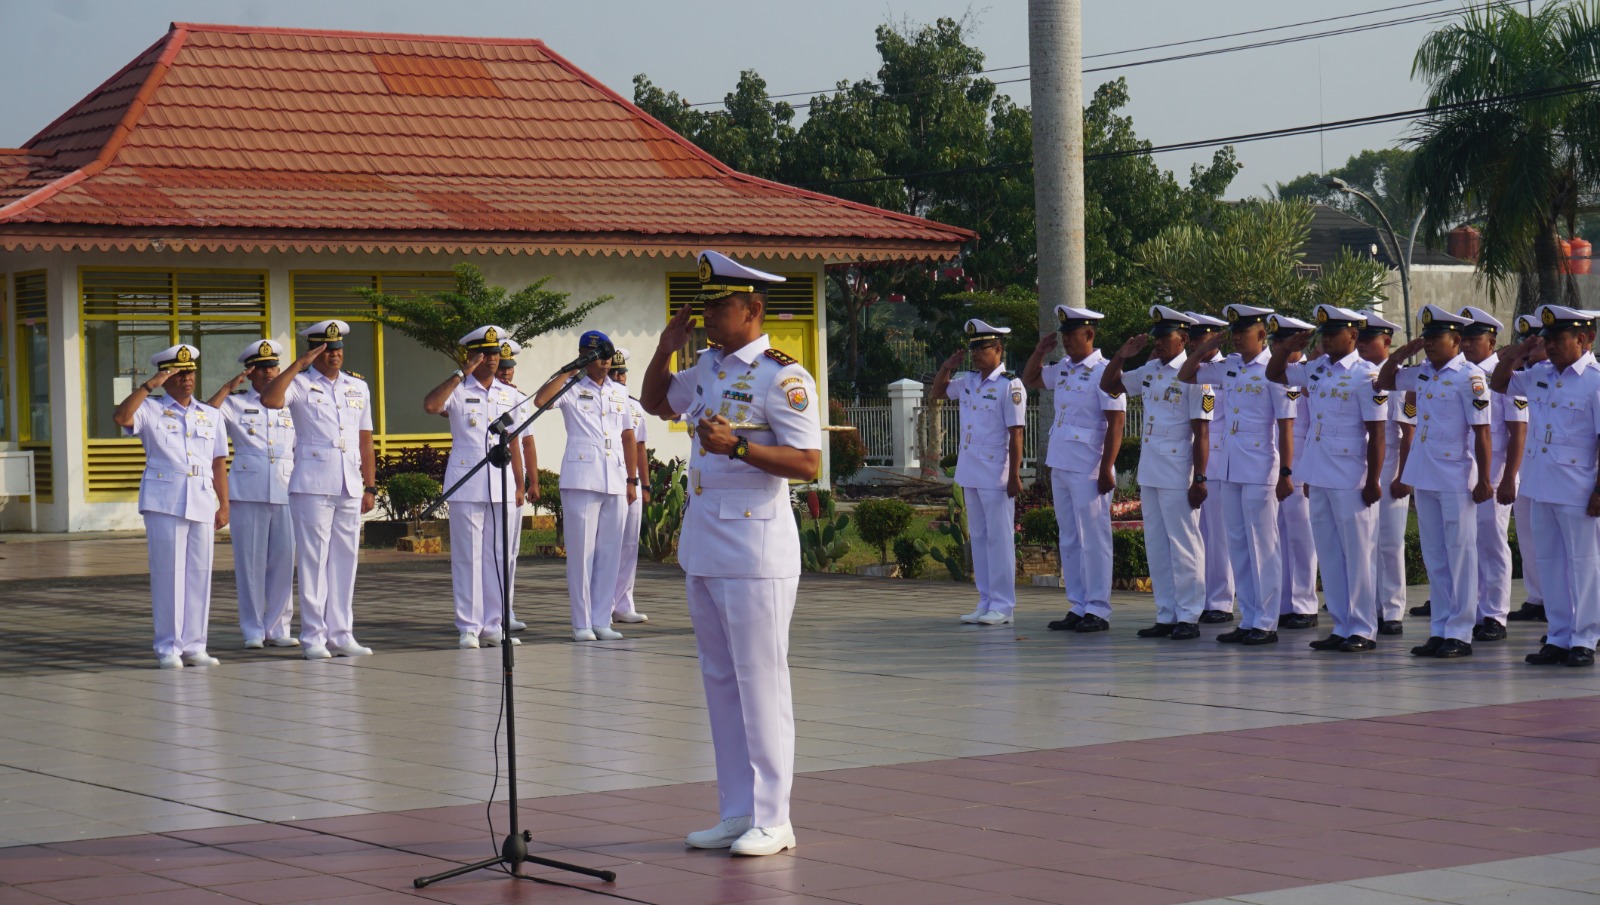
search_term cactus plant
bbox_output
[796,488,851,572]
[640,458,686,562]
[927,483,972,581]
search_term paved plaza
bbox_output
[0,538,1597,904]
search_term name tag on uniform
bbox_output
[1227,371,1237,377]
[311,386,325,394]
[1537,381,1549,388]
[466,398,481,403]
[579,391,595,399]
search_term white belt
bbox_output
[149,465,207,478]
[690,468,775,490]
[301,440,348,451]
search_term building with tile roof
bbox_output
[0,22,971,531]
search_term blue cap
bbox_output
[579,330,611,352]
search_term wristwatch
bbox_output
[626,477,640,486]
[729,437,750,461]
[363,486,377,496]
[1279,467,1293,478]
[1191,474,1206,484]
[451,369,464,380]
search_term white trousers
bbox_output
[1513,493,1543,605]
[1530,501,1600,651]
[1277,486,1319,616]
[1309,486,1379,640]
[686,575,797,827]
[1200,490,1234,612]
[1374,469,1410,622]
[561,489,625,630]
[1050,469,1113,619]
[964,486,1016,616]
[1142,485,1205,624]
[146,511,215,657]
[611,494,643,616]
[1474,465,1515,623]
[450,500,517,635]
[1415,489,1479,643]
[289,492,360,650]
[230,500,294,643]
[1220,481,1281,632]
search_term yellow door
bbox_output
[764,318,817,379]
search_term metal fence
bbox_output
[840,397,894,465]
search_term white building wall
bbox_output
[0,246,829,533]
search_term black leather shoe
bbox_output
[1048,612,1083,631]
[1137,622,1175,638]
[1308,634,1347,651]
[1508,602,1547,622]
[1280,613,1318,630]
[1434,639,1473,658]
[1412,636,1445,657]
[1216,628,1249,643]
[1525,643,1570,665]
[1169,622,1201,640]
[1074,614,1110,633]
[1339,636,1377,652]
[1408,600,1432,617]
[1379,620,1404,636]
[1567,647,1595,667]
[1198,610,1235,624]
[1472,619,1507,642]
[1241,629,1279,645]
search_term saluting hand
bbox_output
[225,371,249,392]
[463,352,485,374]
[1115,334,1150,359]
[939,349,966,373]
[145,368,177,389]
[294,343,328,370]
[659,304,696,354]
[1281,331,1313,355]
[1034,334,1060,357]
[1391,337,1425,362]
[1195,331,1226,358]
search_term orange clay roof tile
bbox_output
[0,21,970,257]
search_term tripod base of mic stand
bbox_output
[413,830,617,888]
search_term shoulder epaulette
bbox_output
[344,370,364,380]
[1003,371,1019,380]
[764,347,798,366]
[704,342,723,352]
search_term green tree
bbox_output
[632,71,794,180]
[1274,148,1419,231]
[349,262,611,366]
[1406,1,1600,313]
[1135,200,1315,318]
[1310,248,1391,314]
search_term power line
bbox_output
[795,78,1600,189]
[683,0,1458,108]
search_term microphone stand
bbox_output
[414,364,615,889]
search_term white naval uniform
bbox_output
[1278,384,1318,617]
[1474,353,1528,624]
[218,390,296,644]
[1375,395,1416,623]
[278,369,371,652]
[1285,351,1388,640]
[1196,350,1294,632]
[665,335,821,829]
[1124,352,1213,624]
[945,366,1028,617]
[125,395,229,658]
[1198,352,1234,614]
[1395,355,1491,643]
[1043,350,1126,620]
[551,374,632,631]
[1506,353,1600,652]
[612,396,650,618]
[442,375,523,637]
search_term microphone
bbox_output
[555,341,613,375]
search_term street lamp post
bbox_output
[1322,176,1413,333]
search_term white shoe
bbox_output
[593,626,624,641]
[573,628,597,642]
[459,632,480,650]
[730,823,796,856]
[302,645,331,660]
[507,619,527,632]
[157,654,184,669]
[481,632,520,646]
[614,611,649,623]
[182,651,220,667]
[332,641,373,657]
[959,611,984,624]
[267,636,301,648]
[976,611,1013,625]
[243,637,265,650]
[685,816,752,849]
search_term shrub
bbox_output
[641,457,686,562]
[1020,507,1059,546]
[384,472,442,534]
[855,498,915,562]
[939,452,960,470]
[1114,436,1141,476]
[894,536,929,579]
[1112,528,1148,579]
[376,444,448,489]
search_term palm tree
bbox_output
[1407,1,1600,314]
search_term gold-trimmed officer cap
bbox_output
[299,319,351,349]
[1184,311,1228,337]
[1535,304,1595,336]
[1223,304,1273,330]
[1515,314,1540,337]
[964,318,1011,346]
[150,343,200,372]
[1268,314,1314,338]
[1054,305,1105,331]
[238,338,284,368]
[1314,304,1365,330]
[495,338,521,368]
[1457,306,1502,337]
[610,347,631,371]
[1148,304,1197,337]
[460,325,508,353]
[1417,304,1472,336]
[695,250,786,302]
[1359,309,1402,337]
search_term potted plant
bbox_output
[386,472,444,553]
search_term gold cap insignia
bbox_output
[1316,308,1329,324]
[1267,315,1280,332]
[177,346,192,363]
[1057,309,1068,325]
[1542,308,1556,325]
[258,341,272,356]
[484,327,497,343]
[326,323,341,339]
[1150,309,1163,324]
[1226,306,1239,322]
[500,342,513,358]
[1421,308,1433,324]
[965,321,977,335]
[697,256,713,283]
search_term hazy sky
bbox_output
[0,0,1451,200]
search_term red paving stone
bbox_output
[4,696,1598,904]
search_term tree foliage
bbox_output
[1135,200,1315,318]
[348,262,611,367]
[1274,148,1420,232]
[1405,1,1600,312]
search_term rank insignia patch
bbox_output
[1011,390,1023,404]
[1286,389,1302,400]
[1201,393,1215,413]
[1374,393,1390,405]
[1513,398,1529,410]
[1404,402,1418,418]
[1472,399,1490,410]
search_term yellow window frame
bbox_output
[14,270,51,501]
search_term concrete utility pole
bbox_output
[1029,0,1085,454]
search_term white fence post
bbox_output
[888,378,922,476]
